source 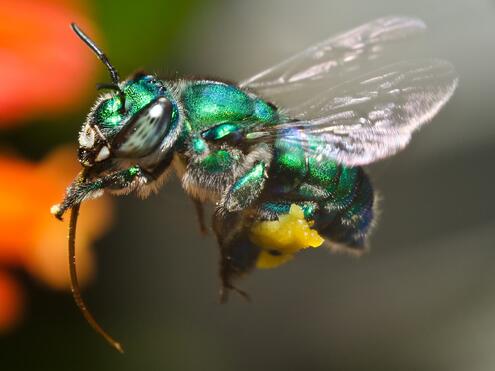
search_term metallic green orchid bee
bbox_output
[53,16,457,351]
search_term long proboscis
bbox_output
[68,175,124,353]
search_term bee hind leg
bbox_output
[212,209,260,303]
[219,280,251,304]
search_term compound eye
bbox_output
[79,124,95,148]
[111,97,172,158]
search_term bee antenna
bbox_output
[67,170,124,353]
[71,23,121,86]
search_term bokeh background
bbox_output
[1,0,494,370]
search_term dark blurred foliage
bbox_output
[92,0,206,73]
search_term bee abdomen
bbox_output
[315,168,375,249]
[266,149,375,249]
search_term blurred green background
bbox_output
[1,0,495,370]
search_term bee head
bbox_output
[72,24,178,169]
[78,74,178,167]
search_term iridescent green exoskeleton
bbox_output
[53,17,457,351]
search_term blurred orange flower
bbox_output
[0,271,24,332]
[0,146,113,331]
[0,0,98,125]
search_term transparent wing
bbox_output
[247,59,458,166]
[240,16,428,108]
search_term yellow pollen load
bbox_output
[249,204,325,269]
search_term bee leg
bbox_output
[191,198,208,236]
[52,165,168,219]
[53,165,147,219]
[218,233,254,304]
[212,209,260,303]
[214,162,270,299]
[219,281,251,304]
[222,161,267,212]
